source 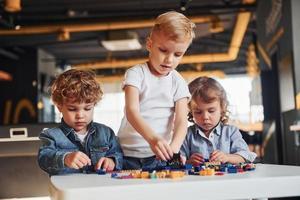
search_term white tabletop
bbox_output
[50,164,300,200]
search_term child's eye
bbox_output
[174,53,183,57]
[85,108,92,111]
[67,108,76,112]
[159,48,167,53]
[209,110,215,113]
[194,111,202,115]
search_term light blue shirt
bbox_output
[180,123,257,162]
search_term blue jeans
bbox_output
[123,156,166,170]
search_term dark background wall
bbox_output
[257,0,300,165]
[0,47,57,198]
[0,48,38,125]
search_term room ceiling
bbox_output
[0,0,257,78]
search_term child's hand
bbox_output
[180,155,187,165]
[210,150,228,163]
[95,157,115,172]
[64,151,91,169]
[187,153,204,166]
[149,136,173,161]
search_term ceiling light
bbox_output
[4,0,21,12]
[102,39,141,51]
[101,31,141,51]
[180,0,192,11]
[14,25,21,30]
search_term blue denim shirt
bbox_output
[180,123,257,162]
[38,119,123,175]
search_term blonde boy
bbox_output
[118,11,195,169]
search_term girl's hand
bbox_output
[64,151,91,169]
[149,136,173,161]
[187,153,204,166]
[210,150,229,163]
[95,157,115,172]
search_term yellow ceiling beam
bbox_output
[0,70,13,81]
[4,0,21,12]
[0,0,254,71]
[0,16,212,35]
[73,11,252,70]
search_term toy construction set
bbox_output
[92,153,256,179]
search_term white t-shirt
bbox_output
[118,63,190,157]
[75,131,88,145]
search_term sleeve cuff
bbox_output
[58,152,70,168]
[107,155,122,170]
[236,151,257,162]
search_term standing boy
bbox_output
[118,11,195,169]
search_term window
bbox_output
[94,92,125,133]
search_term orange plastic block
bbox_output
[169,171,185,179]
[130,172,141,178]
[140,171,149,179]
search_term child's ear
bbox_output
[56,104,63,112]
[146,37,152,51]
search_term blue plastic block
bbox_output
[227,166,237,173]
[96,169,106,175]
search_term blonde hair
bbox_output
[150,11,195,43]
[188,76,229,124]
[50,69,103,106]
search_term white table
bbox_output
[49,164,300,200]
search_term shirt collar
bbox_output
[146,62,173,78]
[214,122,222,136]
[59,118,95,136]
[195,122,222,137]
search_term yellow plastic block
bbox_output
[156,171,167,178]
[206,168,215,176]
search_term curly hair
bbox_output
[188,76,229,124]
[50,69,103,106]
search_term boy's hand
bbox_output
[187,153,204,166]
[180,155,187,165]
[95,157,115,172]
[149,136,173,161]
[64,151,91,169]
[210,150,228,163]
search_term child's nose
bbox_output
[203,112,209,119]
[165,54,173,63]
[76,111,84,118]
